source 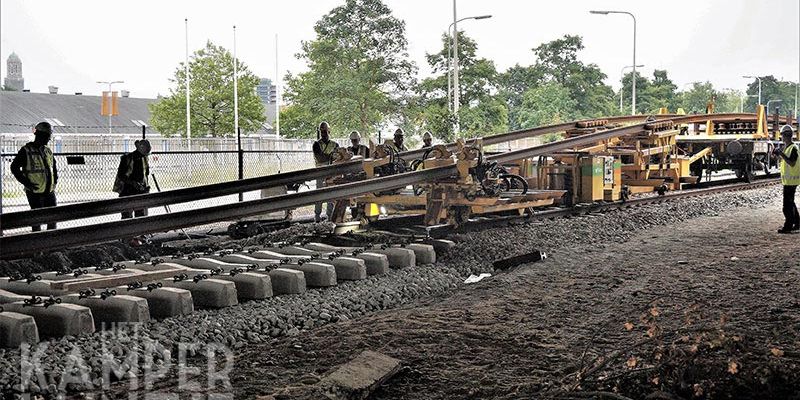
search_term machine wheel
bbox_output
[657,184,668,196]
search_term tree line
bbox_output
[149,0,798,140]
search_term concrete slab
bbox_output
[328,257,367,281]
[161,278,238,308]
[214,253,282,269]
[264,245,320,257]
[283,263,337,287]
[1,302,95,338]
[166,257,248,271]
[320,350,401,399]
[248,249,311,262]
[60,294,150,327]
[268,269,306,295]
[366,247,416,269]
[405,243,436,264]
[165,263,272,300]
[117,286,194,319]
[0,278,65,296]
[0,311,39,348]
[115,261,191,272]
[423,238,455,254]
[354,253,389,276]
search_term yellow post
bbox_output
[755,104,767,138]
[658,107,669,115]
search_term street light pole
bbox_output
[619,64,644,113]
[447,10,492,136]
[96,80,124,136]
[743,75,762,105]
[591,10,637,115]
[185,18,191,150]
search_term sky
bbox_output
[1,0,798,99]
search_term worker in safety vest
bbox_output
[349,131,370,158]
[10,121,58,231]
[312,121,338,222]
[387,128,408,152]
[421,131,433,148]
[114,139,151,219]
[776,125,799,233]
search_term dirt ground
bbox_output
[223,199,800,400]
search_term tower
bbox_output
[4,52,24,91]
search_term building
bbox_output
[4,52,24,91]
[257,77,278,130]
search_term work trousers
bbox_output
[25,191,57,231]
[783,185,799,230]
[120,187,149,220]
[314,178,333,221]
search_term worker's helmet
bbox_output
[780,125,795,137]
[394,128,405,137]
[34,121,52,136]
[135,139,152,156]
[422,131,433,140]
[349,130,361,140]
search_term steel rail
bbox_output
[1,162,363,230]
[1,114,675,230]
[0,166,458,259]
[0,113,766,240]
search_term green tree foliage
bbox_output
[743,75,797,115]
[149,41,265,137]
[531,35,616,119]
[413,32,508,141]
[281,0,416,138]
[678,82,715,114]
[515,82,577,130]
[714,90,743,113]
[618,70,679,114]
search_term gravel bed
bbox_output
[0,184,780,397]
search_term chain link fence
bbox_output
[1,150,317,234]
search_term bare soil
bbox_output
[228,200,800,400]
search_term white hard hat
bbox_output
[422,131,433,140]
[349,130,361,140]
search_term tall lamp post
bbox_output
[447,14,492,113]
[97,80,124,136]
[742,75,762,105]
[619,64,644,113]
[766,99,783,116]
[448,3,491,136]
[591,10,637,115]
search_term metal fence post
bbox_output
[142,125,146,140]
[238,127,244,202]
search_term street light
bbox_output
[766,99,783,115]
[448,4,491,135]
[619,64,644,113]
[591,10,637,115]
[742,75,762,105]
[447,14,492,113]
[97,80,124,136]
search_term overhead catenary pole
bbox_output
[275,33,280,138]
[185,18,191,150]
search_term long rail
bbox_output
[0,113,778,259]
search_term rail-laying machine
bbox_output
[320,105,793,226]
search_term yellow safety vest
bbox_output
[314,140,338,165]
[781,143,800,186]
[22,145,55,194]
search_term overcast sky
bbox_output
[1,0,798,99]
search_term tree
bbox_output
[149,41,265,137]
[414,32,508,141]
[743,75,797,115]
[515,82,577,131]
[281,0,416,138]
[530,35,616,118]
[677,82,715,114]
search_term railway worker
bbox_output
[10,121,58,231]
[312,121,338,222]
[348,130,370,158]
[776,125,799,233]
[388,128,408,152]
[113,139,151,219]
[422,131,434,148]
